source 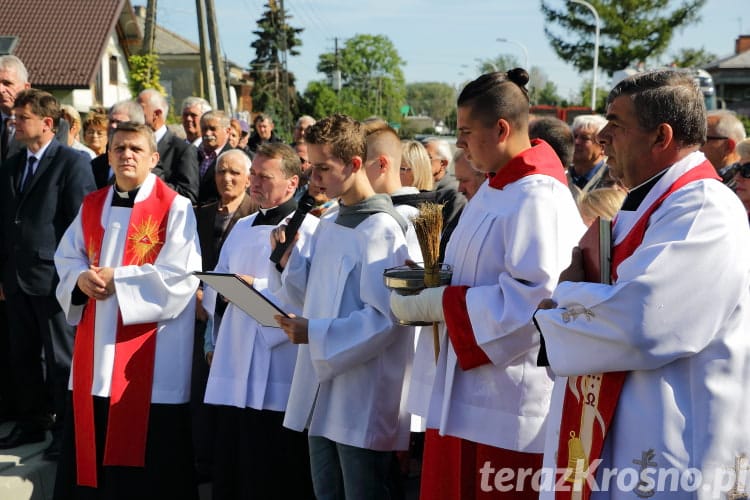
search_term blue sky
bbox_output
[154,0,745,100]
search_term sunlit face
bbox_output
[308,143,353,200]
[215,154,250,204]
[572,125,604,167]
[137,94,157,129]
[597,96,657,188]
[399,160,415,188]
[295,142,311,171]
[13,103,52,146]
[84,124,108,155]
[108,130,158,191]
[249,153,298,208]
[453,154,484,201]
[201,117,230,150]
[700,115,730,170]
[182,105,203,141]
[294,117,315,143]
[423,141,446,180]
[0,65,29,115]
[456,106,502,173]
[228,125,240,148]
[255,118,273,140]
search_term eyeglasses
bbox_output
[400,167,412,173]
[706,135,728,141]
[737,162,750,179]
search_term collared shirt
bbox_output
[154,124,168,144]
[570,159,605,189]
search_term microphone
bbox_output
[269,193,316,265]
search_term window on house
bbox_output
[109,56,118,85]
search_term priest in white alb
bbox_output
[53,122,202,500]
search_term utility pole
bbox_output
[278,0,290,132]
[205,0,230,111]
[141,0,157,55]
[195,0,214,105]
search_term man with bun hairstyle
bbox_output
[390,70,585,499]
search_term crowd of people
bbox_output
[0,51,749,500]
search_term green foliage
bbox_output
[669,47,718,68]
[249,0,303,130]
[541,0,708,76]
[310,34,406,122]
[127,54,164,96]
[577,78,608,112]
[405,82,456,122]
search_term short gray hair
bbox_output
[571,114,608,134]
[181,96,212,114]
[139,88,169,116]
[0,55,28,84]
[217,149,251,174]
[422,138,452,161]
[109,100,145,124]
[707,110,747,143]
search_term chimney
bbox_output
[134,5,146,19]
[735,35,750,54]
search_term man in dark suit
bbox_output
[90,100,145,188]
[0,89,96,457]
[138,89,199,204]
[197,110,233,206]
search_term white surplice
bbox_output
[425,172,584,453]
[535,152,750,499]
[203,212,318,411]
[54,174,202,404]
[270,212,413,451]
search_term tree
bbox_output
[474,56,562,106]
[249,0,303,132]
[669,47,718,68]
[127,54,165,96]
[405,82,456,123]
[312,34,406,122]
[541,0,707,76]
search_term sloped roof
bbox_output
[0,0,138,87]
[704,50,750,70]
[135,15,199,56]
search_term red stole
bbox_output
[73,177,177,487]
[555,161,719,499]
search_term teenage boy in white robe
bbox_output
[203,143,317,499]
[272,114,412,499]
[54,122,201,499]
[534,70,750,499]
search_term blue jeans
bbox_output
[308,435,394,500]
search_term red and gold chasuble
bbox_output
[73,177,177,487]
[555,161,719,500]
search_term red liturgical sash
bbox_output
[73,178,176,487]
[555,161,719,500]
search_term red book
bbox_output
[578,217,611,284]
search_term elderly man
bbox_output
[54,122,202,498]
[568,114,610,194]
[535,70,750,499]
[422,137,466,235]
[181,96,212,148]
[197,110,233,206]
[701,109,747,189]
[293,114,316,144]
[138,89,199,204]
